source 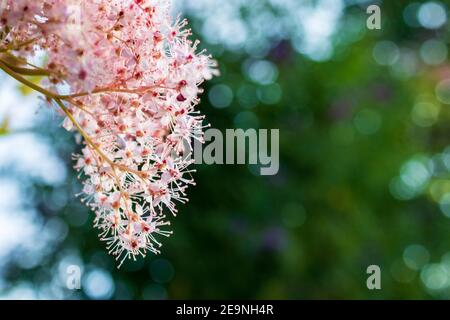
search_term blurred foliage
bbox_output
[3,0,450,299]
[0,117,8,136]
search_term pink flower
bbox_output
[0,0,218,267]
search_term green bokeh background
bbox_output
[2,0,450,299]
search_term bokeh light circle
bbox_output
[83,269,115,300]
[418,2,447,29]
[420,39,448,65]
[435,79,450,104]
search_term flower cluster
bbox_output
[0,0,218,267]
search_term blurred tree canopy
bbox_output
[2,0,450,299]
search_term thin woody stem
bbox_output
[0,60,57,97]
[54,98,137,219]
[0,56,136,217]
[0,37,40,53]
[0,60,50,76]
[54,98,115,166]
[0,58,149,174]
[57,84,174,99]
[54,99,148,179]
[0,53,162,211]
[0,60,112,167]
[0,58,172,99]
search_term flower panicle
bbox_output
[0,0,218,267]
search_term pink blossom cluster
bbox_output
[0,0,218,266]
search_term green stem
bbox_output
[53,98,115,167]
[2,62,50,76]
[0,60,57,97]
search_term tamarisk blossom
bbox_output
[0,0,218,267]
